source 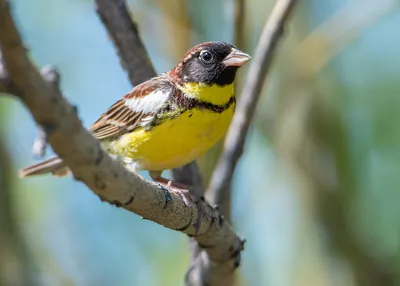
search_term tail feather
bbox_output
[19,157,69,177]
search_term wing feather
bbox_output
[90,77,172,140]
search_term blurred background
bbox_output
[1,0,400,285]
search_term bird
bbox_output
[19,41,251,203]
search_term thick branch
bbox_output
[207,0,298,205]
[0,0,243,278]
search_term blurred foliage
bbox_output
[1,0,400,285]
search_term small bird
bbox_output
[20,41,250,202]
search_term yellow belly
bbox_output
[107,106,234,171]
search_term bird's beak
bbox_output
[222,48,251,67]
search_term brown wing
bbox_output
[89,76,173,140]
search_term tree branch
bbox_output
[0,51,15,94]
[30,66,60,158]
[207,0,298,207]
[95,0,155,85]
[0,1,244,285]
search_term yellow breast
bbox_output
[107,83,235,171]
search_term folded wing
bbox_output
[90,76,173,140]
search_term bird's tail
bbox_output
[19,156,70,177]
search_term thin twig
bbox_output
[207,0,298,207]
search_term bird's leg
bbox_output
[149,171,195,208]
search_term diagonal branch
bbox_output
[95,0,155,85]
[207,0,298,207]
[0,0,244,284]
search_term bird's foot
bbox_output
[155,177,196,207]
[152,173,204,233]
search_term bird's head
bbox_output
[170,41,251,86]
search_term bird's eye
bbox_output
[200,50,213,62]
